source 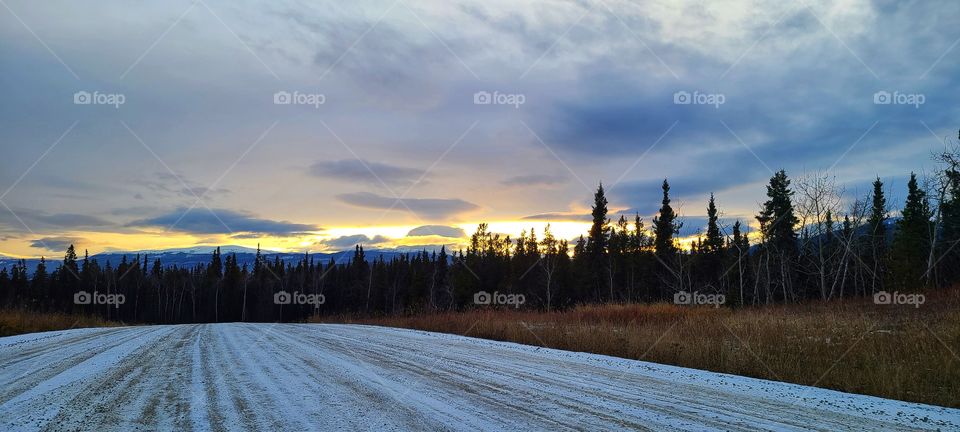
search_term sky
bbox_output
[0,0,958,258]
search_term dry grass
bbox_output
[322,289,960,408]
[0,308,121,337]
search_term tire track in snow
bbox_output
[1,323,957,432]
[320,325,922,431]
[0,327,153,404]
[280,325,580,431]
[44,325,193,431]
[0,326,176,430]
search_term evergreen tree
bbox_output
[652,179,681,295]
[58,245,80,310]
[0,268,9,305]
[866,177,888,291]
[890,173,933,290]
[586,183,610,301]
[705,194,724,255]
[702,194,725,292]
[934,135,960,286]
[653,179,679,257]
[939,167,960,284]
[756,170,799,302]
[32,257,48,310]
[757,170,799,251]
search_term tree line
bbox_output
[1,134,958,322]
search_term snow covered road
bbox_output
[0,324,957,431]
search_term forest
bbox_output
[1,135,958,323]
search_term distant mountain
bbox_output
[0,256,62,275]
[106,245,274,256]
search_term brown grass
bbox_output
[321,289,960,408]
[0,308,121,337]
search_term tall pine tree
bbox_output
[756,170,799,302]
[866,177,888,292]
[652,179,681,294]
[586,183,610,301]
[890,173,933,290]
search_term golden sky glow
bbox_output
[0,220,598,258]
[1,0,951,261]
[0,218,763,259]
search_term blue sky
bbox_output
[0,0,957,256]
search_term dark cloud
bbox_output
[128,208,319,236]
[29,237,84,252]
[308,159,424,186]
[612,177,749,215]
[0,209,114,235]
[337,192,479,219]
[406,225,466,238]
[30,212,113,228]
[317,234,390,250]
[500,174,568,187]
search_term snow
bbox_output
[100,245,274,256]
[0,324,956,431]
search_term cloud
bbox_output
[0,209,114,236]
[128,208,319,236]
[309,159,424,186]
[521,212,591,222]
[406,225,466,238]
[521,207,651,223]
[30,212,113,228]
[317,234,391,250]
[337,192,480,219]
[29,237,84,252]
[1,0,958,253]
[134,172,230,201]
[109,206,162,217]
[500,174,568,187]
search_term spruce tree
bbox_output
[701,194,724,291]
[586,183,610,301]
[705,194,724,255]
[935,135,960,285]
[890,173,933,290]
[586,183,610,257]
[652,179,681,295]
[756,170,799,301]
[32,257,48,308]
[939,167,960,284]
[653,179,679,257]
[757,170,799,252]
[866,177,888,291]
